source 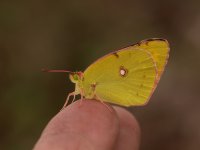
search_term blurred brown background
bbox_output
[1,0,200,150]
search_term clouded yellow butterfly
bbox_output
[44,38,169,107]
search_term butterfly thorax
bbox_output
[70,71,98,99]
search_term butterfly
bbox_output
[44,38,169,108]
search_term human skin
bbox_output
[34,100,140,150]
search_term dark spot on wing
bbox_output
[113,52,119,58]
[135,42,141,46]
[145,38,166,42]
[145,38,166,45]
[91,82,98,91]
[133,38,167,46]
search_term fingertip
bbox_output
[113,106,141,150]
[114,106,140,133]
[34,100,120,150]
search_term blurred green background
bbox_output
[1,0,200,150]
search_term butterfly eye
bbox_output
[119,66,128,77]
[69,73,80,83]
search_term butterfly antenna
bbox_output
[42,69,73,73]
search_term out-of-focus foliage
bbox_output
[1,0,200,150]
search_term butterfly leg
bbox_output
[71,93,76,103]
[60,92,76,111]
[78,90,84,107]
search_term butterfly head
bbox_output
[69,72,83,83]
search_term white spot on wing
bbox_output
[120,69,126,76]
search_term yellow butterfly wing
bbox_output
[134,38,170,80]
[82,39,169,106]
